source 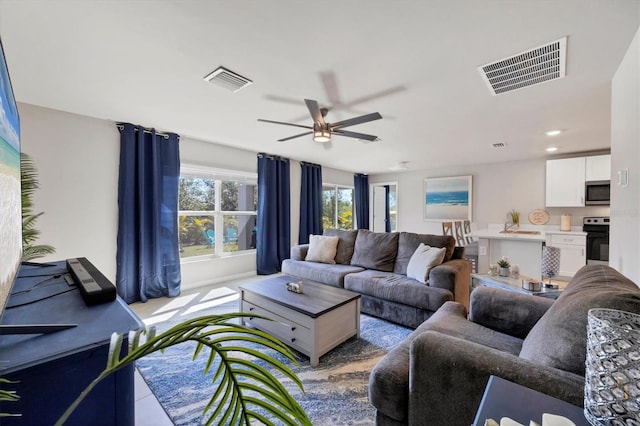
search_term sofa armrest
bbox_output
[408,330,585,426]
[290,244,309,261]
[469,286,554,339]
[429,258,471,311]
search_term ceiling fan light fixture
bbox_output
[313,128,331,143]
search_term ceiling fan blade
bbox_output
[258,119,313,130]
[277,131,313,142]
[330,112,382,129]
[332,129,379,142]
[304,99,326,127]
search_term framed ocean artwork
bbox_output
[423,175,472,221]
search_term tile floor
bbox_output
[129,274,266,426]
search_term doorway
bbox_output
[372,182,398,232]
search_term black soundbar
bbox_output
[66,258,117,306]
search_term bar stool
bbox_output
[442,221,453,237]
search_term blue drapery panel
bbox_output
[116,123,181,304]
[385,185,391,232]
[354,173,370,230]
[299,162,323,244]
[257,153,291,275]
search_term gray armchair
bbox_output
[369,265,640,426]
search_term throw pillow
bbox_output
[323,228,358,265]
[394,232,456,275]
[406,243,446,284]
[305,235,340,264]
[350,230,399,272]
[519,265,640,376]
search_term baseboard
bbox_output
[181,271,258,291]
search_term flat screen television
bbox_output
[0,36,23,320]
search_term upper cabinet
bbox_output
[545,154,611,207]
[546,157,586,207]
[585,154,611,181]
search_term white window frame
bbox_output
[179,164,257,261]
[322,183,355,230]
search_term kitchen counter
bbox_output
[470,225,586,241]
[470,224,586,279]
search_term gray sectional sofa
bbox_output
[281,229,472,328]
[368,265,640,425]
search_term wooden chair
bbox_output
[454,221,465,247]
[463,220,474,245]
[442,222,453,237]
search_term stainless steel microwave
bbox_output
[585,180,610,205]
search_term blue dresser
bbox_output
[0,261,144,425]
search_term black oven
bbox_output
[585,180,610,205]
[583,217,609,265]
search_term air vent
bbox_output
[478,37,567,95]
[204,66,253,92]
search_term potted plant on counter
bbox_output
[497,258,511,277]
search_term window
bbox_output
[179,165,257,259]
[322,184,354,230]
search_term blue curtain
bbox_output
[354,173,370,230]
[257,153,291,275]
[116,123,181,304]
[299,162,323,244]
[384,185,391,232]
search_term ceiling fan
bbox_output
[258,99,382,143]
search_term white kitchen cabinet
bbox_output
[585,154,611,181]
[546,157,586,207]
[547,234,586,277]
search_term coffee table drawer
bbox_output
[241,300,312,352]
[242,291,314,328]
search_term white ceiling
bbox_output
[1,0,638,174]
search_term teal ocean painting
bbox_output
[0,38,22,306]
[424,176,472,221]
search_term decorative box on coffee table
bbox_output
[239,275,361,367]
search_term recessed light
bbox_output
[545,130,562,137]
[546,146,558,152]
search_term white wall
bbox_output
[18,103,356,290]
[610,27,640,284]
[370,158,610,235]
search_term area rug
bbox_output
[136,301,412,425]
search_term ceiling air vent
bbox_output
[478,37,567,96]
[204,66,253,92]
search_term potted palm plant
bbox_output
[56,313,311,425]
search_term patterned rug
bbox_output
[136,302,412,425]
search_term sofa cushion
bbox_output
[394,232,456,275]
[305,234,339,264]
[344,270,453,312]
[519,265,640,376]
[281,259,365,288]
[406,244,446,284]
[323,228,358,265]
[350,230,399,272]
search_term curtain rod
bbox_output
[257,153,289,161]
[116,123,175,140]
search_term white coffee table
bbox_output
[239,275,361,366]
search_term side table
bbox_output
[473,376,589,426]
[471,273,566,299]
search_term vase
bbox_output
[584,308,640,425]
[499,267,510,277]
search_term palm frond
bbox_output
[20,153,55,260]
[55,313,311,426]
